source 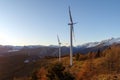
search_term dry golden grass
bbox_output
[1,44,120,80]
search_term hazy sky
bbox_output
[0,0,120,46]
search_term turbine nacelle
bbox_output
[68,23,77,25]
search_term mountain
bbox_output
[0,37,120,57]
[97,37,120,46]
[78,37,120,48]
[74,37,120,54]
[77,42,100,48]
[0,45,12,54]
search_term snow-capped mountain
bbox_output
[78,42,100,48]
[78,37,120,48]
[99,37,120,46]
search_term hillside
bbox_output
[0,38,120,80]
[0,44,119,80]
[33,44,120,80]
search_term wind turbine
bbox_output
[68,6,76,66]
[57,35,61,62]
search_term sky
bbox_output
[0,0,120,46]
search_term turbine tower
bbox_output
[68,6,76,66]
[57,35,61,62]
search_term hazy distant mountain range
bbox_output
[77,37,120,48]
[0,37,120,57]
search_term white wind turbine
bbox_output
[68,6,76,66]
[57,35,61,62]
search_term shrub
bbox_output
[75,53,80,61]
[46,63,75,80]
[75,53,88,61]
[31,70,38,80]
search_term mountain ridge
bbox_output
[0,37,120,56]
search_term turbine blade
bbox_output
[69,6,73,23]
[57,35,60,44]
[72,26,76,42]
[73,22,77,25]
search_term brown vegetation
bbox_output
[1,44,120,80]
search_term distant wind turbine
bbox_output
[57,35,61,62]
[68,6,76,66]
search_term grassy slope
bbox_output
[1,45,120,80]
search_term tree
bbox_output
[95,49,101,58]
[31,70,38,80]
[75,53,88,61]
[75,53,80,61]
[46,63,75,80]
